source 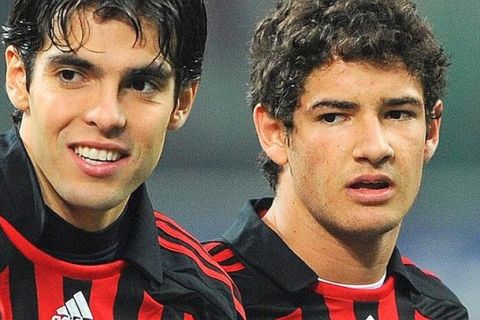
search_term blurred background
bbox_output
[1,0,478,317]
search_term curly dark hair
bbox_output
[2,0,207,125]
[250,0,449,191]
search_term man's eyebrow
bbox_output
[309,99,358,110]
[46,54,101,74]
[45,54,174,80]
[309,97,423,111]
[382,96,423,107]
[123,62,174,81]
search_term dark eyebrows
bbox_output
[46,54,101,75]
[45,53,174,82]
[382,96,423,108]
[309,96,423,111]
[309,99,358,110]
[123,62,174,82]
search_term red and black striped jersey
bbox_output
[0,128,245,320]
[205,198,468,320]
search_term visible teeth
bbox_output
[89,148,98,160]
[74,146,121,162]
[98,150,107,161]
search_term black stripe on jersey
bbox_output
[206,242,242,268]
[394,279,415,319]
[10,247,38,319]
[302,292,331,319]
[204,241,224,256]
[217,256,243,269]
[156,214,237,288]
[0,232,11,270]
[205,243,246,278]
[63,277,91,302]
[113,265,145,318]
[354,301,378,320]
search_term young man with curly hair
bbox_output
[205,0,468,318]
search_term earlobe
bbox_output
[424,100,443,163]
[168,81,199,130]
[5,46,29,111]
[253,104,289,166]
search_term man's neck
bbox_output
[262,196,400,285]
[41,187,130,232]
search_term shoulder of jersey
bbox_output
[154,212,246,320]
[401,256,464,305]
[203,240,246,274]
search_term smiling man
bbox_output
[205,0,468,319]
[0,0,244,319]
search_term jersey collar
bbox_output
[0,127,164,284]
[121,184,164,284]
[224,197,426,294]
[224,198,318,292]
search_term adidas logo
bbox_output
[51,291,93,320]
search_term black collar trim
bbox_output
[0,127,163,284]
[224,198,420,293]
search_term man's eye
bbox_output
[58,70,83,83]
[386,110,414,120]
[320,113,346,124]
[129,80,157,93]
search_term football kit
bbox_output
[206,198,468,320]
[0,128,245,320]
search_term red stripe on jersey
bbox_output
[401,256,439,279]
[183,312,195,320]
[154,212,198,242]
[202,242,221,253]
[204,243,246,272]
[0,217,125,279]
[324,296,355,320]
[156,213,246,319]
[210,247,235,263]
[158,237,246,320]
[220,263,246,273]
[35,264,64,320]
[156,218,232,282]
[89,272,121,319]
[0,267,13,320]
[415,310,430,320]
[378,288,399,320]
[277,307,302,319]
[137,291,164,319]
[209,247,246,272]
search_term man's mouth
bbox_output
[74,146,122,163]
[349,181,391,190]
[348,174,393,189]
[346,175,394,204]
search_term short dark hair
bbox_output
[2,0,207,125]
[250,0,449,191]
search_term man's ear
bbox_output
[168,81,199,130]
[5,46,29,112]
[424,100,443,163]
[253,103,289,166]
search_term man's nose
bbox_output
[352,118,394,166]
[84,85,126,137]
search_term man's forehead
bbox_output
[46,8,160,55]
[39,8,171,66]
